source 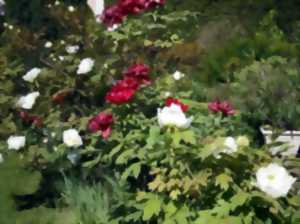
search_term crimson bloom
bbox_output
[88,112,114,139]
[101,4,125,27]
[165,97,189,112]
[105,77,139,104]
[208,100,235,116]
[123,63,151,85]
[18,111,43,127]
[119,0,148,14]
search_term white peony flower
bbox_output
[222,137,238,154]
[66,45,79,54]
[68,5,75,12]
[256,163,296,198]
[16,91,40,109]
[87,0,104,17]
[7,136,26,150]
[22,68,41,82]
[164,91,171,98]
[157,104,193,129]
[58,56,65,61]
[0,153,3,163]
[63,129,83,147]
[77,58,95,74]
[45,41,53,48]
[172,71,185,80]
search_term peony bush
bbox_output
[0,0,299,224]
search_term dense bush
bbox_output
[0,1,299,224]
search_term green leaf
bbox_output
[121,162,142,180]
[181,130,196,145]
[142,196,162,221]
[215,173,233,191]
[115,148,135,165]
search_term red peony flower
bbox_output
[31,116,43,127]
[145,0,165,9]
[119,0,148,14]
[123,63,151,85]
[208,100,235,116]
[52,90,69,104]
[101,4,125,27]
[218,101,235,116]
[165,97,189,112]
[105,77,139,104]
[18,110,43,127]
[88,112,114,139]
[208,101,220,113]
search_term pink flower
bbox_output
[208,100,235,116]
[123,63,151,85]
[165,97,189,112]
[88,112,114,139]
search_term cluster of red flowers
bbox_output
[208,100,235,116]
[19,111,43,127]
[165,97,189,112]
[105,63,151,104]
[88,112,114,139]
[101,0,165,27]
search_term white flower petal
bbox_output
[256,163,296,198]
[22,68,41,82]
[66,45,79,54]
[157,104,192,129]
[7,136,26,150]
[16,92,40,109]
[77,58,95,74]
[63,129,83,147]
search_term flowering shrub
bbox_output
[0,1,299,224]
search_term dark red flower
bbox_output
[31,116,43,127]
[218,101,235,116]
[145,0,165,9]
[88,117,100,133]
[165,97,189,112]
[18,110,43,127]
[208,100,235,116]
[105,77,138,104]
[52,90,69,104]
[88,112,114,139]
[18,111,31,123]
[119,0,148,14]
[208,101,220,113]
[123,63,151,85]
[100,4,125,27]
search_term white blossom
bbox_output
[66,45,79,54]
[44,41,53,48]
[68,6,75,12]
[16,92,40,109]
[222,137,238,154]
[157,104,193,129]
[256,163,296,198]
[77,58,95,74]
[7,136,26,150]
[172,70,185,80]
[63,129,83,147]
[22,68,41,82]
[87,0,104,17]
